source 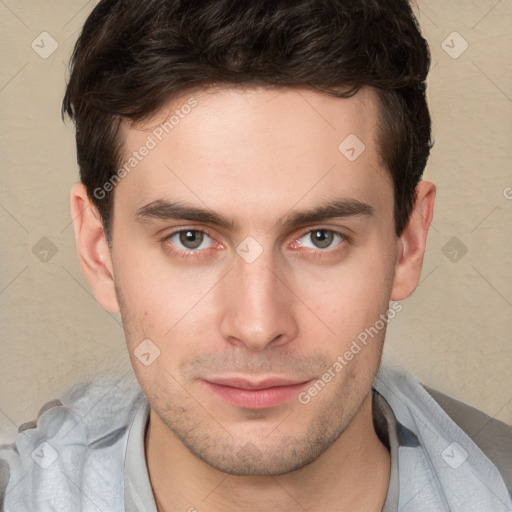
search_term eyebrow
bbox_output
[135,197,375,231]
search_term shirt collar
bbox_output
[124,395,157,512]
[373,390,400,512]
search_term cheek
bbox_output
[114,261,223,393]
[294,245,396,345]
[114,242,219,337]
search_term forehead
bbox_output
[116,86,392,227]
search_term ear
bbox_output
[390,180,436,301]
[70,183,120,313]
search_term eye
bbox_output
[295,229,346,250]
[165,229,214,252]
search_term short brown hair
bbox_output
[63,0,432,239]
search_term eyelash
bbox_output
[162,228,219,260]
[289,228,350,257]
[162,227,350,259]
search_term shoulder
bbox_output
[375,361,512,509]
[0,373,144,512]
[424,385,512,493]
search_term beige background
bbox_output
[0,0,511,442]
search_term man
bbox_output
[1,0,511,511]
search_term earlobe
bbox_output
[70,183,120,313]
[390,180,436,301]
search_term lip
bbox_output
[200,376,313,409]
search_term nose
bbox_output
[219,249,298,352]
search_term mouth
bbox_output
[200,376,313,409]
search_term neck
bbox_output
[146,392,390,512]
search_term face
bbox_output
[108,86,400,475]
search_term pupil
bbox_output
[313,230,332,248]
[180,230,203,249]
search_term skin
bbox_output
[71,86,435,511]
